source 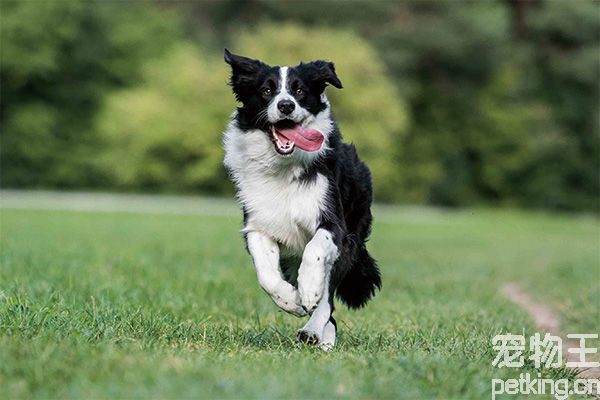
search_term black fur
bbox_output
[224,49,381,314]
[313,132,382,309]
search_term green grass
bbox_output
[0,199,598,399]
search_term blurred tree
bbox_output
[177,0,394,47]
[524,0,600,210]
[1,0,597,211]
[370,0,598,210]
[232,23,409,201]
[182,0,599,210]
[374,1,515,205]
[0,0,179,187]
[96,24,408,200]
[95,43,233,193]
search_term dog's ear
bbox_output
[224,49,270,102]
[304,60,343,90]
[224,49,263,72]
[224,49,268,83]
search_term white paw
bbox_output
[297,229,338,312]
[270,282,306,317]
[296,321,336,351]
[297,261,325,313]
[318,320,336,351]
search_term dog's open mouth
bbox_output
[271,120,324,155]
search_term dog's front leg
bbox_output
[297,275,337,351]
[246,231,306,317]
[297,229,340,312]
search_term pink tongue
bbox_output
[276,126,324,152]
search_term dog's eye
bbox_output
[262,88,272,96]
[295,88,304,96]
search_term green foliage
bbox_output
[232,24,409,201]
[0,0,180,187]
[1,0,598,210]
[369,0,598,210]
[95,24,406,199]
[525,0,600,210]
[95,44,232,193]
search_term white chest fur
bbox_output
[240,170,328,254]
[223,119,331,254]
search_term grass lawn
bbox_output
[1,194,598,399]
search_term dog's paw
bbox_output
[297,319,337,351]
[318,320,336,352]
[280,302,307,318]
[297,229,338,312]
[296,327,321,345]
[297,266,324,313]
[270,283,307,317]
[298,286,322,314]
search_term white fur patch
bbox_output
[297,266,337,350]
[319,320,336,351]
[267,66,309,124]
[223,110,335,253]
[243,169,329,253]
[297,228,339,310]
[246,231,306,316]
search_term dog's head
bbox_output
[224,49,342,157]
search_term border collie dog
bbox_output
[223,49,381,350]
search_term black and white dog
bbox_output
[223,50,381,350]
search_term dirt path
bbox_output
[501,283,600,379]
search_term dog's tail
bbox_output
[335,247,381,309]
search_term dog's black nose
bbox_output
[277,99,295,115]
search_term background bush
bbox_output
[95,43,231,193]
[1,0,598,211]
[96,24,407,200]
[231,24,409,201]
[1,0,179,188]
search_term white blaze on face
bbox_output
[268,66,303,123]
[278,66,291,98]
